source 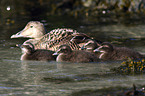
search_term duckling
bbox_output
[17,42,56,61]
[94,42,143,60]
[53,45,99,63]
[81,39,101,52]
[80,39,102,58]
[11,21,90,51]
[70,33,92,48]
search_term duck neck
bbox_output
[34,31,46,39]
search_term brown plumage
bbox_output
[81,39,101,52]
[94,42,143,60]
[17,43,56,61]
[70,33,95,50]
[53,45,100,63]
[11,21,91,51]
[80,39,101,58]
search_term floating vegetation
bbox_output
[111,58,145,74]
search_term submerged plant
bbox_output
[112,58,145,74]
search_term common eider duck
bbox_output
[17,42,56,61]
[94,42,143,60]
[53,45,99,63]
[11,21,91,51]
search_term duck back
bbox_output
[114,47,143,60]
[56,50,99,63]
[102,47,143,60]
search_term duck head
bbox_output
[81,39,101,52]
[53,45,72,55]
[11,21,46,39]
[94,42,113,53]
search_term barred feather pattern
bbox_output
[34,28,80,51]
[39,28,78,41]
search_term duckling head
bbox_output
[70,33,91,44]
[53,45,72,55]
[21,45,34,54]
[81,39,101,52]
[94,42,113,53]
[11,21,46,39]
[16,42,35,54]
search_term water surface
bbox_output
[0,16,145,96]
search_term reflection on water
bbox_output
[0,17,145,95]
[90,24,145,39]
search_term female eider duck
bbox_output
[17,42,56,61]
[53,45,100,63]
[11,21,91,51]
[94,42,143,60]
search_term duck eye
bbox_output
[30,26,33,28]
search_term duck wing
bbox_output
[33,28,80,51]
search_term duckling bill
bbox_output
[16,43,56,61]
[53,44,100,63]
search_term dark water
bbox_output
[0,16,145,96]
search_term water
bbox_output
[0,16,145,96]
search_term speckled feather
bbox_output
[33,28,80,51]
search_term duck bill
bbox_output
[11,28,32,39]
[93,49,100,52]
[52,52,58,56]
[53,48,61,55]
[11,31,25,38]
